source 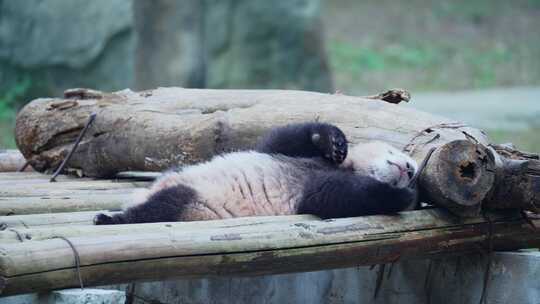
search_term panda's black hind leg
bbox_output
[255,122,348,164]
[94,213,121,225]
[94,184,197,225]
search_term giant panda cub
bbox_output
[94,122,418,225]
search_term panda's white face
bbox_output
[341,141,418,188]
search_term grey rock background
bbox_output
[0,0,332,100]
[204,0,333,92]
[0,0,135,97]
[133,0,206,90]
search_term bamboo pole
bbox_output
[0,209,537,296]
[0,192,131,215]
[0,180,148,197]
[0,211,120,229]
[0,214,318,243]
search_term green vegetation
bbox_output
[329,42,440,74]
[485,121,540,153]
[487,129,540,153]
[324,0,540,93]
[328,39,535,92]
[0,77,31,149]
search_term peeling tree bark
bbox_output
[484,144,540,212]
[14,88,540,216]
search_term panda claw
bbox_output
[330,134,348,164]
[313,125,348,164]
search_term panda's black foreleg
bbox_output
[298,171,417,219]
[94,184,196,225]
[255,122,348,164]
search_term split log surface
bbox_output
[0,209,538,296]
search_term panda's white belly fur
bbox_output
[138,151,308,221]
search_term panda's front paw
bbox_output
[311,124,348,164]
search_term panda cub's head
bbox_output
[341,141,418,188]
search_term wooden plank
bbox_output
[0,209,537,295]
[0,214,318,243]
[0,172,72,181]
[0,192,132,215]
[0,211,120,229]
[0,180,149,197]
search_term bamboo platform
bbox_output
[0,171,539,296]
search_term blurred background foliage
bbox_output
[0,0,539,151]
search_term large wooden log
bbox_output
[484,144,540,212]
[14,88,540,216]
[0,209,537,296]
[15,88,468,174]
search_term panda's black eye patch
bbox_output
[388,150,394,155]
